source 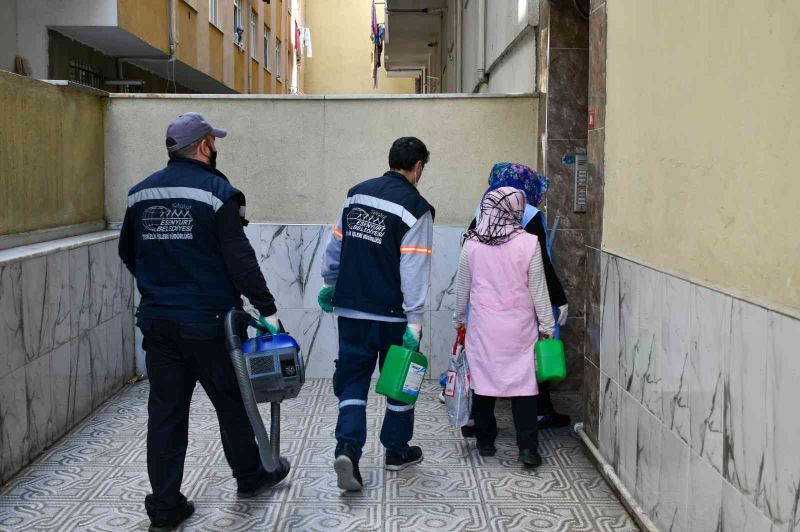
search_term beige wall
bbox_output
[104,94,538,225]
[304,0,415,94]
[0,72,105,236]
[603,0,800,318]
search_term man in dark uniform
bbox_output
[319,137,434,491]
[119,113,288,531]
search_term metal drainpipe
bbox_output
[168,0,178,60]
[246,0,252,93]
[475,0,487,92]
[456,0,463,92]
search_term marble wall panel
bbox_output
[70,330,96,424]
[49,340,73,443]
[661,274,691,445]
[616,388,639,492]
[254,225,329,310]
[598,373,619,470]
[22,252,71,361]
[0,262,25,378]
[637,266,663,421]
[21,256,46,362]
[721,481,774,532]
[69,246,91,338]
[87,242,108,329]
[0,365,28,484]
[724,299,768,505]
[25,353,53,460]
[583,359,600,443]
[549,2,589,49]
[429,311,456,381]
[635,405,663,518]
[586,129,604,250]
[763,311,800,528]
[280,309,340,380]
[600,253,619,382]
[688,285,730,474]
[687,450,723,532]
[654,422,689,532]
[599,253,797,531]
[429,227,463,312]
[617,257,640,398]
[121,310,136,379]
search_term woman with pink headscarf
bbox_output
[454,187,556,468]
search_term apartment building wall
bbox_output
[10,0,300,95]
[590,2,800,531]
[304,0,415,94]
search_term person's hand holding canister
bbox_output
[403,323,422,351]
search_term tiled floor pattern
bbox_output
[0,380,638,531]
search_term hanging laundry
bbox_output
[302,27,313,58]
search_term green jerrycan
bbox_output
[376,345,428,405]
[535,338,567,382]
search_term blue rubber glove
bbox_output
[402,323,422,352]
[257,313,282,335]
[318,284,335,313]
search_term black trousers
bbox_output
[472,393,538,452]
[139,318,265,521]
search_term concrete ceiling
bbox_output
[52,26,234,93]
[384,0,446,71]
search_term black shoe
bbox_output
[477,443,497,457]
[148,501,195,532]
[461,425,477,438]
[519,449,543,468]
[537,413,571,429]
[237,458,291,498]
[385,446,424,471]
[334,448,364,491]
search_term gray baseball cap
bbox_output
[165,112,227,152]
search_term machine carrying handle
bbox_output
[224,309,283,473]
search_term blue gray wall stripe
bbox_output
[128,186,224,211]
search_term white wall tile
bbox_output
[661,274,691,445]
[599,373,620,469]
[724,299,768,505]
[0,365,29,483]
[25,354,53,459]
[600,253,620,383]
[688,450,723,532]
[763,311,800,529]
[0,262,25,378]
[688,284,729,474]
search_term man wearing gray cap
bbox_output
[119,112,288,531]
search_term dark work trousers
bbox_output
[536,382,557,417]
[472,393,538,452]
[139,318,266,521]
[333,317,414,460]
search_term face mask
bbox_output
[209,149,218,169]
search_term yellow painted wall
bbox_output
[304,0,416,94]
[176,1,199,70]
[209,24,225,81]
[0,72,104,236]
[233,46,245,92]
[117,0,169,53]
[603,0,800,317]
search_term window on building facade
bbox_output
[264,26,271,70]
[250,10,257,58]
[233,0,242,45]
[209,0,218,26]
[275,39,282,79]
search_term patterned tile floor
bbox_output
[0,379,639,531]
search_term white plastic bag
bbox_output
[445,329,471,428]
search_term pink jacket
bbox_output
[461,233,540,397]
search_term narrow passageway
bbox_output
[0,379,637,531]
